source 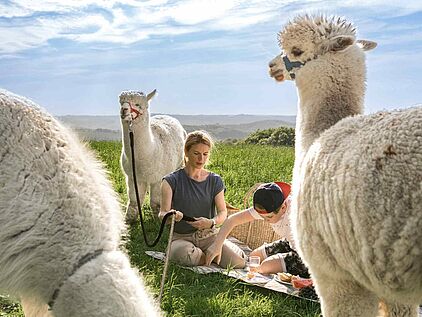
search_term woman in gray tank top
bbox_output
[159,131,246,269]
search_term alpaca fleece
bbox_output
[0,89,161,317]
[119,90,186,222]
[269,15,421,317]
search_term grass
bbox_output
[1,141,320,317]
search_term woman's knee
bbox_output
[219,240,247,269]
[259,254,286,274]
[169,240,203,266]
[250,244,267,262]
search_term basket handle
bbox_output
[243,182,264,209]
[243,182,264,246]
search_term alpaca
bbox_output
[0,89,161,317]
[119,90,186,223]
[268,15,422,317]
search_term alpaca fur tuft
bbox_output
[0,89,161,316]
[119,90,186,223]
[269,14,421,317]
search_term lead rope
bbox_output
[127,117,176,306]
[128,122,173,247]
[158,214,175,304]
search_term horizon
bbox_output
[1,1,421,116]
[57,113,297,117]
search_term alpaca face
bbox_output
[119,89,156,123]
[269,15,358,82]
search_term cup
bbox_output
[246,255,261,279]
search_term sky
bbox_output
[0,1,421,117]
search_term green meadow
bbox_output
[1,141,320,317]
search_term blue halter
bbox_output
[282,55,305,79]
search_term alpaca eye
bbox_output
[135,104,140,108]
[292,48,304,57]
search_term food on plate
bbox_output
[247,271,255,279]
[277,272,294,282]
[291,276,313,289]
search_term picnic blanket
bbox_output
[145,237,318,302]
[146,249,422,316]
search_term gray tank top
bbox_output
[163,168,225,234]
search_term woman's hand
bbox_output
[172,210,184,222]
[187,216,213,230]
[205,241,223,265]
[160,209,183,222]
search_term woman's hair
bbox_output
[184,130,214,165]
[184,130,214,152]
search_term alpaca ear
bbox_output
[357,39,377,51]
[146,89,157,102]
[328,35,355,52]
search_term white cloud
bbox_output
[165,0,237,25]
[0,0,421,54]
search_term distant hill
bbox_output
[183,120,294,140]
[58,114,296,141]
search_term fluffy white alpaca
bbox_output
[268,15,422,317]
[119,90,186,223]
[0,89,161,317]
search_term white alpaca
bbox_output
[269,15,421,317]
[0,89,161,317]
[119,90,186,223]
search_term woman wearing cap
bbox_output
[159,130,246,268]
[205,182,309,277]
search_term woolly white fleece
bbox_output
[0,89,161,317]
[119,90,186,223]
[269,15,421,317]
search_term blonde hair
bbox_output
[184,130,214,165]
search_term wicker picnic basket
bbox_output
[227,183,283,250]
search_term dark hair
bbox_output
[253,183,284,213]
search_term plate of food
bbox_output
[243,271,270,284]
[274,272,295,285]
[274,273,314,289]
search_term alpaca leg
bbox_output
[125,172,138,221]
[125,181,147,224]
[316,276,378,317]
[149,182,161,218]
[380,301,419,317]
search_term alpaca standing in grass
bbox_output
[0,89,161,317]
[120,90,186,223]
[269,15,421,316]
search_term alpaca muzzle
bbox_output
[269,54,306,81]
[129,102,141,120]
[281,55,305,80]
[120,101,142,123]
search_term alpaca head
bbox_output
[268,14,377,82]
[119,89,156,123]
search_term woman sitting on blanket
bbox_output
[205,182,309,278]
[159,130,246,268]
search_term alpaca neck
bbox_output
[122,116,155,154]
[134,117,154,147]
[294,53,365,158]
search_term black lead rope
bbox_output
[129,130,173,247]
[129,129,194,247]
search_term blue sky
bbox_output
[0,1,421,116]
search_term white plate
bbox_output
[274,274,293,286]
[243,272,270,284]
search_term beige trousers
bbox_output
[169,228,246,269]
